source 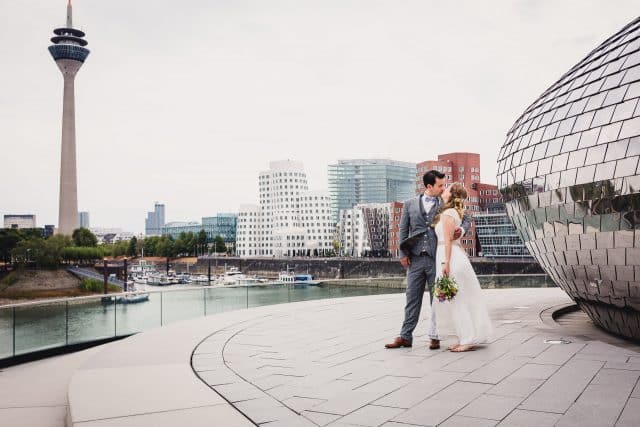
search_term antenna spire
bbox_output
[66,0,73,28]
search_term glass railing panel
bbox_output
[0,307,13,359]
[204,286,247,315]
[115,291,162,336]
[248,284,290,308]
[477,274,553,288]
[14,301,66,355]
[161,288,206,325]
[67,297,115,345]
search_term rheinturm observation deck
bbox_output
[48,0,89,235]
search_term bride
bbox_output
[433,182,492,352]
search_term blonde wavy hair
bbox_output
[432,182,467,226]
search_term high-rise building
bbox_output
[79,211,90,228]
[236,160,335,257]
[328,159,415,222]
[3,215,36,229]
[417,153,499,256]
[49,1,90,235]
[145,202,165,236]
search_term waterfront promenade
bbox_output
[2,288,639,426]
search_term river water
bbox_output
[0,284,404,360]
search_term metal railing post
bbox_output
[203,288,207,316]
[12,306,16,357]
[114,297,117,337]
[246,285,249,309]
[160,292,163,326]
[65,300,69,345]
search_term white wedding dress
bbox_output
[434,208,492,345]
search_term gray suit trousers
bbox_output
[400,254,439,341]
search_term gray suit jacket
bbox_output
[398,195,472,259]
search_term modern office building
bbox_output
[337,203,394,257]
[79,211,90,229]
[417,153,500,256]
[3,215,36,229]
[236,160,335,257]
[475,203,531,258]
[144,202,165,236]
[328,159,415,222]
[49,1,90,235]
[161,214,237,244]
[236,204,260,257]
[497,17,640,339]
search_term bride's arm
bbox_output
[442,214,455,277]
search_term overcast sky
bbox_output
[1,0,638,233]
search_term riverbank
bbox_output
[0,269,119,306]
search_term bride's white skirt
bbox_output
[434,245,492,345]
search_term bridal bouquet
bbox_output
[433,276,458,302]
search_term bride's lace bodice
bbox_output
[435,208,462,242]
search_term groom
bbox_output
[385,170,471,350]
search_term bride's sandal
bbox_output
[447,344,459,351]
[451,345,475,352]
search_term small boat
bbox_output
[278,272,320,287]
[191,274,210,283]
[146,273,171,286]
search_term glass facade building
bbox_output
[328,159,415,222]
[475,203,531,258]
[497,17,640,340]
[161,214,237,243]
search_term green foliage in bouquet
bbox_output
[433,275,458,302]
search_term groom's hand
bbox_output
[453,227,463,240]
[400,257,411,269]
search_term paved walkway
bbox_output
[192,289,640,426]
[2,288,640,426]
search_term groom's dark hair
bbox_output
[423,170,446,188]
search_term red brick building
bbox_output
[416,153,499,257]
[388,201,404,257]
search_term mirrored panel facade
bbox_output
[498,17,640,340]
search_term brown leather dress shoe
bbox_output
[385,337,413,349]
[429,339,441,350]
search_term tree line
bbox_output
[0,227,230,270]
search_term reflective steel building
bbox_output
[498,17,640,340]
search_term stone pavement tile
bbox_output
[373,371,465,409]
[260,415,317,427]
[191,352,224,370]
[252,373,304,390]
[234,396,295,424]
[633,380,640,398]
[510,363,559,380]
[506,336,551,358]
[354,375,414,394]
[531,342,585,365]
[310,390,381,415]
[302,410,342,426]
[617,397,640,426]
[74,404,253,427]
[463,356,530,385]
[392,381,491,426]
[604,360,640,371]
[487,377,544,398]
[0,406,67,427]
[497,409,561,427]
[195,368,238,386]
[334,404,405,426]
[387,351,466,377]
[282,396,326,412]
[214,381,266,403]
[458,394,524,421]
[440,415,498,426]
[555,370,639,427]
[519,359,603,414]
[441,357,491,373]
[69,364,225,423]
